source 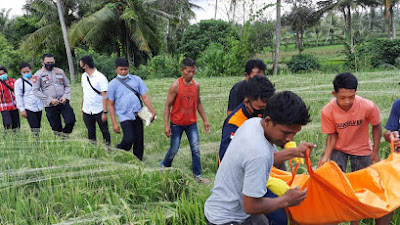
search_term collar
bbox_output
[240,102,252,118]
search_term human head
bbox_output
[0,66,8,80]
[244,59,266,81]
[115,57,130,77]
[42,53,55,71]
[19,62,32,78]
[244,76,275,117]
[332,73,358,111]
[181,58,196,81]
[262,91,311,147]
[80,55,95,69]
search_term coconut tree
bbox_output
[383,0,400,39]
[68,0,175,65]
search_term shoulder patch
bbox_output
[227,108,249,128]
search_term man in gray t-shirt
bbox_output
[205,91,315,225]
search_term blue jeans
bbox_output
[163,122,202,176]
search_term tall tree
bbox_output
[273,0,281,75]
[56,0,75,82]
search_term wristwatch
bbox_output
[103,111,108,114]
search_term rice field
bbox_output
[1,70,400,224]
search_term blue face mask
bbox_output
[0,74,8,80]
[117,74,128,79]
[23,73,32,79]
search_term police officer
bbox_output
[32,53,76,135]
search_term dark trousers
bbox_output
[45,102,76,134]
[1,109,20,130]
[26,109,42,132]
[205,215,269,225]
[117,118,144,160]
[82,112,111,145]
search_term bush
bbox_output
[178,20,239,60]
[132,55,183,79]
[196,36,249,77]
[0,34,29,78]
[245,20,275,55]
[287,54,320,73]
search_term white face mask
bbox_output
[117,74,128,79]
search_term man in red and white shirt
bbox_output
[0,66,20,131]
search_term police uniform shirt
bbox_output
[32,67,71,107]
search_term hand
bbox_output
[370,151,381,164]
[389,131,400,147]
[150,112,156,122]
[21,110,27,118]
[113,123,120,133]
[317,154,330,168]
[282,186,307,207]
[164,125,171,138]
[101,112,107,122]
[51,99,59,106]
[59,97,67,104]
[204,121,210,133]
[294,142,316,158]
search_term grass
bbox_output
[1,70,400,224]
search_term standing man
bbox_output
[32,53,76,136]
[317,73,391,225]
[15,63,44,134]
[384,98,400,149]
[227,59,266,116]
[107,58,156,161]
[80,55,111,146]
[0,66,20,131]
[160,58,210,184]
[205,91,315,225]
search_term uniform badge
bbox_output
[45,80,49,84]
[32,76,37,83]
[59,78,63,83]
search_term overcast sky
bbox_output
[1,0,282,22]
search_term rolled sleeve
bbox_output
[385,98,400,131]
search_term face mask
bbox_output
[252,109,265,117]
[45,63,55,71]
[0,74,8,80]
[79,65,85,73]
[117,74,128,79]
[23,73,32,79]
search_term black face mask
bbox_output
[45,63,55,71]
[79,66,85,73]
[248,101,265,117]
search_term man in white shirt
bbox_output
[15,62,44,134]
[80,55,110,146]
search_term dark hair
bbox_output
[333,73,358,92]
[42,53,54,61]
[80,55,94,68]
[115,58,129,67]
[263,91,310,125]
[245,59,266,75]
[19,62,31,70]
[245,76,275,102]
[0,66,8,73]
[181,58,196,69]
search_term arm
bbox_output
[317,132,338,167]
[370,123,382,163]
[108,99,120,133]
[273,142,316,166]
[243,187,307,214]
[227,85,237,116]
[164,81,178,138]
[141,93,156,122]
[32,74,54,106]
[14,80,27,118]
[61,70,71,101]
[196,82,210,133]
[101,91,107,121]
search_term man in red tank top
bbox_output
[161,59,210,184]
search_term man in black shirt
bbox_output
[227,59,266,116]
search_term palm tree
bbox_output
[383,0,399,39]
[273,0,281,75]
[317,0,380,52]
[68,0,174,65]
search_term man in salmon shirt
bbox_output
[318,73,392,225]
[161,58,210,184]
[0,66,20,131]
